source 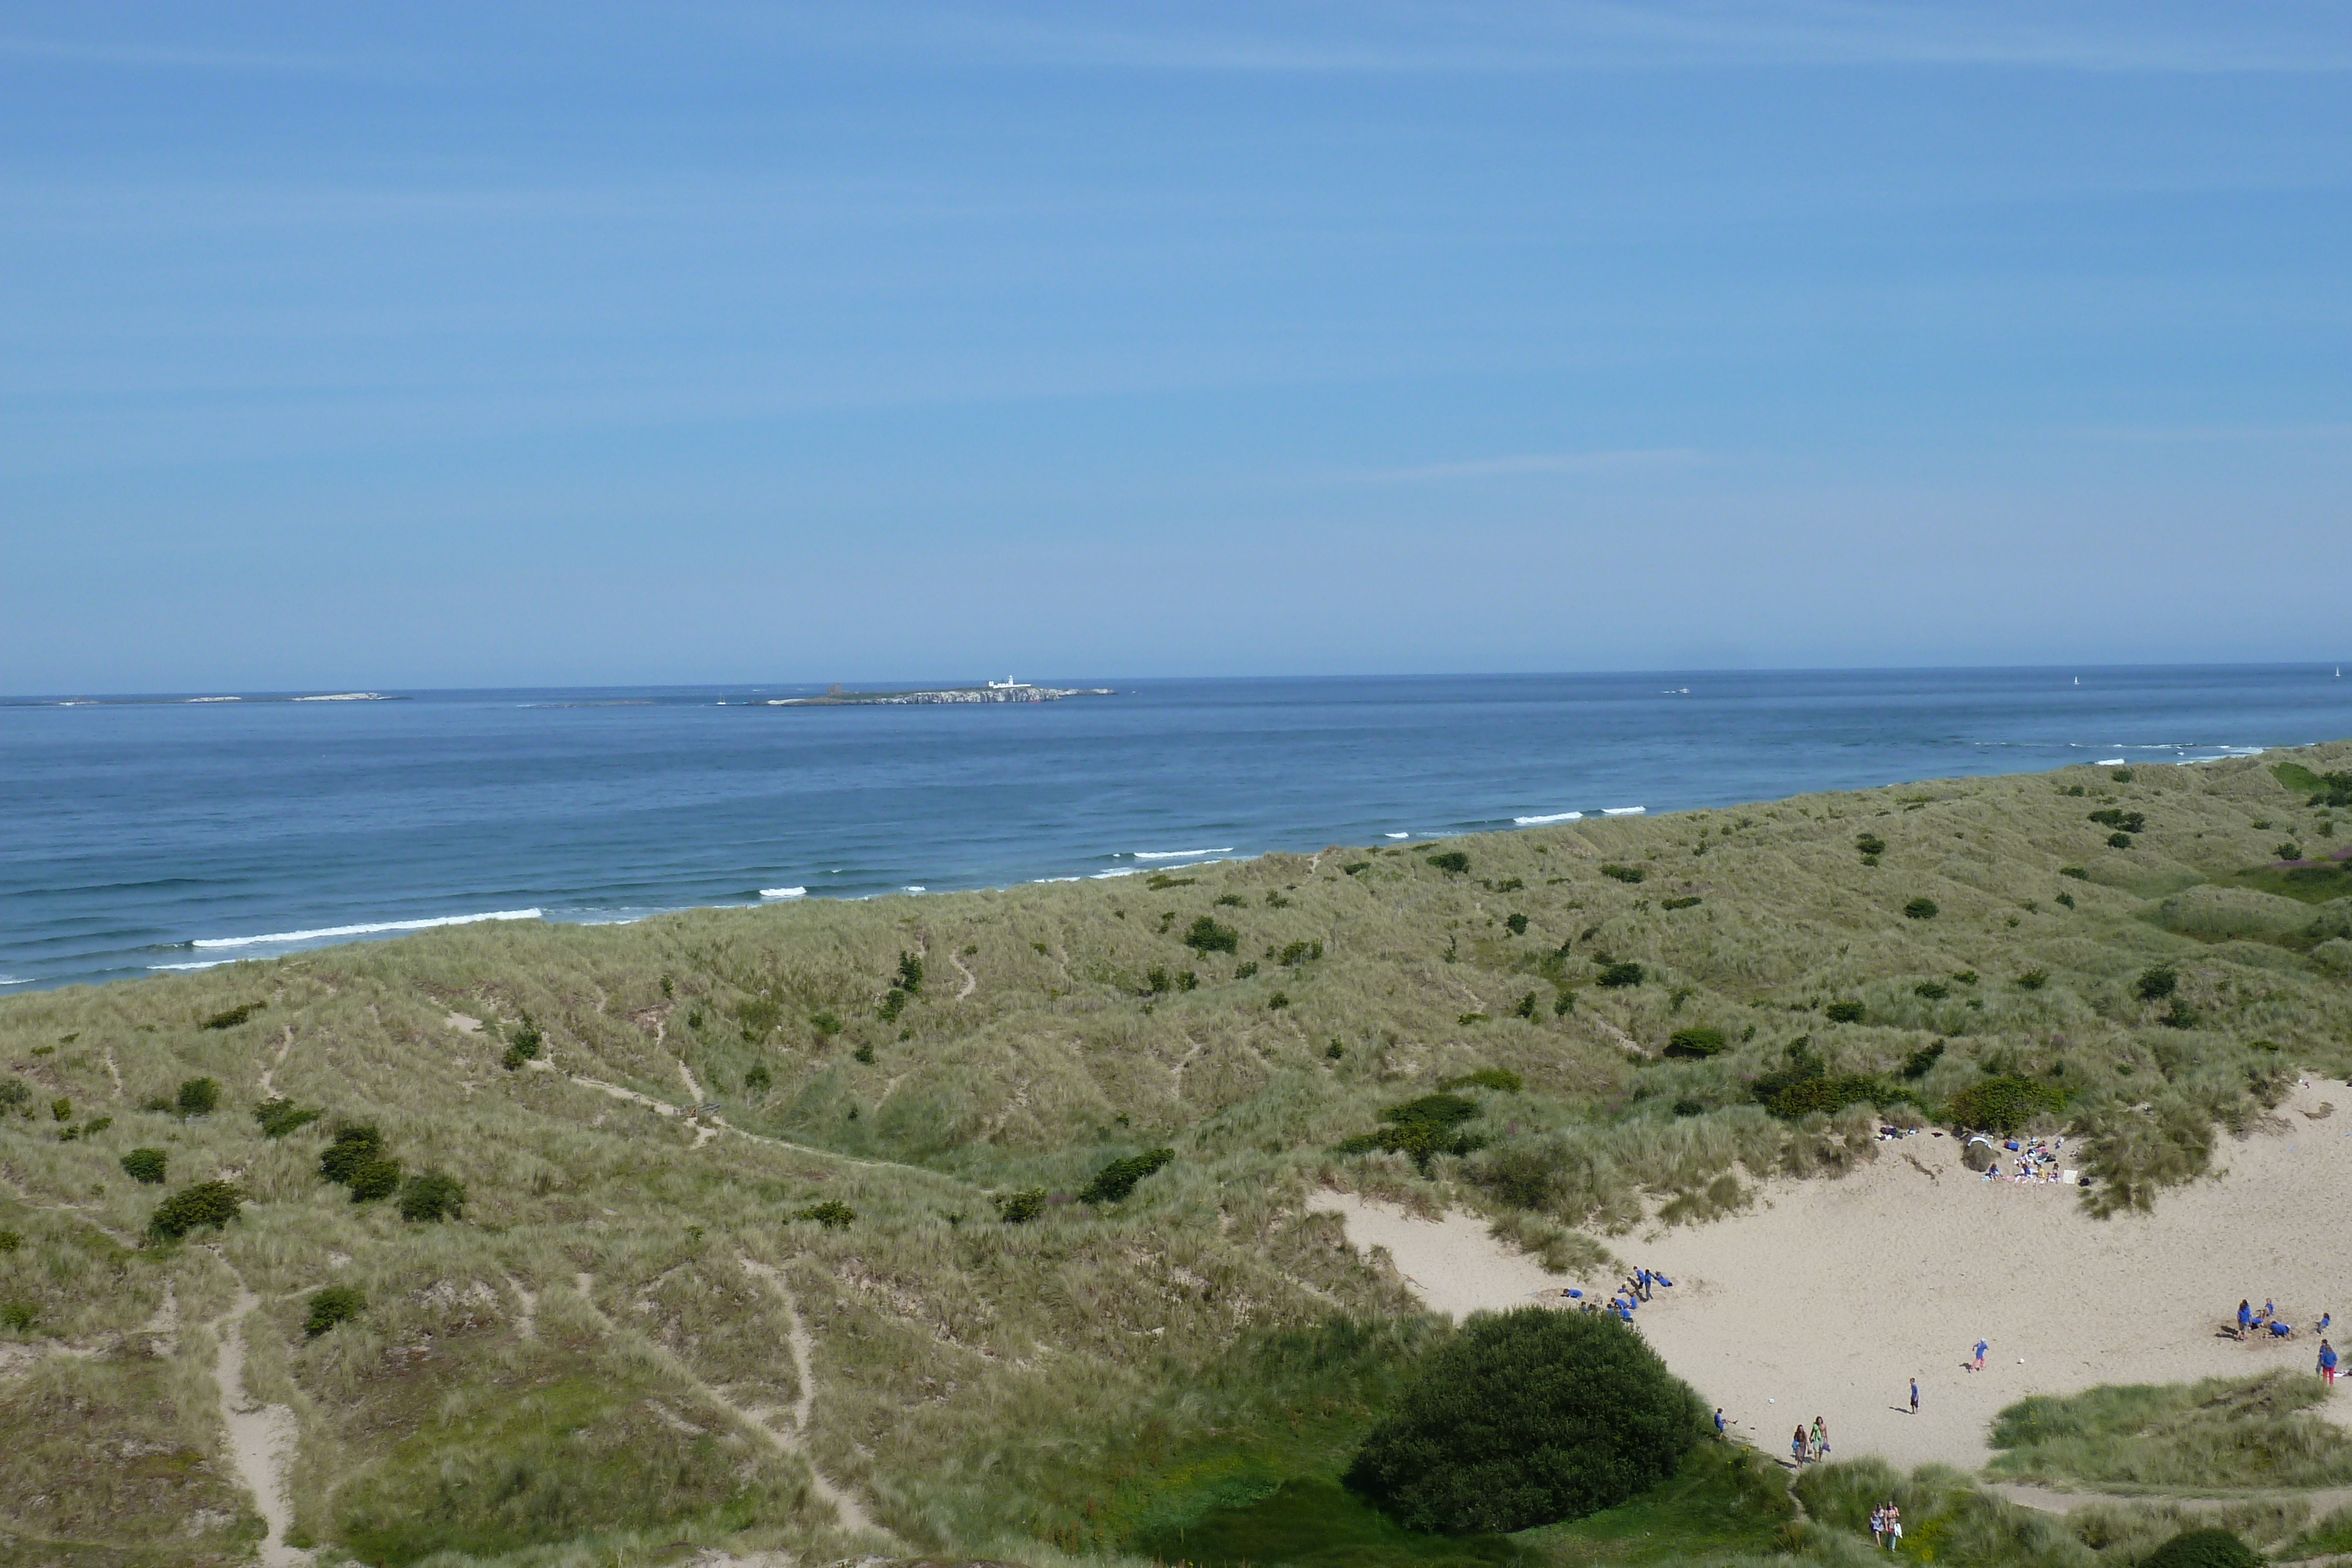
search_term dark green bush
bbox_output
[2089,808,2146,833]
[1342,861,1371,875]
[1855,834,1886,857]
[348,1159,402,1203]
[1145,872,1197,888]
[175,1078,219,1116]
[1901,1041,1945,1080]
[149,1181,243,1241]
[1267,991,1290,1009]
[1511,991,1538,1020]
[878,988,907,1021]
[1081,1148,1174,1203]
[1598,961,1644,988]
[743,1062,771,1093]
[201,1002,263,1031]
[1944,1075,2063,1134]
[1600,864,1644,884]
[995,1189,1046,1223]
[1426,851,1470,874]
[1346,1307,1705,1533]
[2136,965,2179,1002]
[2014,969,2049,991]
[2276,842,2303,862]
[1823,999,1865,1023]
[1752,1039,1900,1120]
[794,1200,856,1229]
[2308,771,2352,809]
[1903,898,1938,920]
[0,1231,18,1253]
[1661,895,1700,910]
[1503,913,1528,936]
[1278,939,1321,966]
[2138,1527,2261,1568]
[254,1099,321,1138]
[319,1125,385,1184]
[1338,1094,1485,1172]
[500,1016,543,1070]
[2060,865,2089,880]
[50,1097,70,1122]
[121,1148,168,1184]
[1214,892,1245,907]
[2108,832,2135,850]
[1913,981,1949,1000]
[399,1171,466,1222]
[897,951,924,992]
[2112,768,2134,781]
[810,1010,843,1037]
[305,1286,366,1338]
[1184,916,1240,954]
[1235,960,1259,978]
[852,1041,877,1063]
[1664,1028,1726,1059]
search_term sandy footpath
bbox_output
[1312,1081,2352,1475]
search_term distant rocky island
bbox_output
[763,680,1115,706]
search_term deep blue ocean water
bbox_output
[4,667,2347,994]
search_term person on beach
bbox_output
[2323,1313,2333,1337]
[1715,1407,1726,1439]
[2322,1340,2338,1385]
[2240,1299,2255,1339]
[1871,1505,1886,1548]
[1972,1339,1988,1372]
[1910,1377,1920,1415]
[1812,1415,1829,1459]
[1792,1426,1808,1465]
[1887,1503,1903,1550]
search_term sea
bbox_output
[3,667,2347,994]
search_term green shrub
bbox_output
[793,1201,856,1229]
[1598,961,1645,988]
[50,1097,70,1122]
[1145,872,1197,888]
[2089,808,2146,833]
[1913,980,1949,1000]
[1900,1041,1945,1080]
[2307,770,2352,808]
[897,951,924,992]
[1441,1068,1523,1093]
[149,1181,243,1241]
[1080,1148,1174,1203]
[1267,991,1290,1009]
[175,1078,219,1116]
[305,1286,366,1338]
[1661,895,1700,910]
[2276,842,2303,862]
[2060,865,2089,880]
[743,1062,771,1093]
[1504,912,1528,935]
[1903,898,1938,920]
[810,1010,842,1037]
[1338,1094,1485,1172]
[121,1148,168,1184]
[1214,892,1245,907]
[1426,851,1470,874]
[1342,862,1371,875]
[201,1001,263,1030]
[319,1125,385,1184]
[878,988,908,1021]
[2112,768,2134,781]
[348,1158,403,1203]
[0,1302,34,1332]
[1235,959,1259,978]
[2108,831,2135,850]
[1512,991,1538,1019]
[1855,834,1886,857]
[1278,939,1321,965]
[1345,1307,1705,1533]
[0,1080,26,1113]
[852,1041,877,1063]
[1823,999,1865,1023]
[995,1189,1046,1224]
[0,1231,18,1253]
[254,1099,322,1138]
[399,1171,466,1222]
[1945,1075,2062,1134]
[1751,1039,1900,1120]
[2139,1528,2261,1568]
[1600,864,1645,884]
[1664,1028,1726,1059]
[2014,968,2048,991]
[1184,916,1240,954]
[2136,964,2179,1002]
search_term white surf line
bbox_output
[206,1282,310,1567]
[737,1256,891,1541]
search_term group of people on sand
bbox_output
[1972,1133,2073,1185]
[1869,1501,1905,1551]
[2234,1298,2333,1353]
[1790,1415,1832,1465]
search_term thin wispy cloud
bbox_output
[1342,449,1705,483]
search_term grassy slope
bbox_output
[2,745,2350,1564]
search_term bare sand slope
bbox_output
[1313,1081,2352,1475]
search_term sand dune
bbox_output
[1312,1079,2352,1475]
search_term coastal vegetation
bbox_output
[0,744,2348,1562]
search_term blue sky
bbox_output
[4,2,2347,691]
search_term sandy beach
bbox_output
[1312,1079,2352,1476]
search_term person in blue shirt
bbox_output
[2240,1299,2255,1339]
[1972,1339,1989,1371]
[2320,1340,2338,1386]
[1910,1377,1920,1414]
[1715,1407,1727,1439]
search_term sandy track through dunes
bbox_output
[1318,1081,2352,1481]
[737,1255,890,1540]
[207,1283,311,1566]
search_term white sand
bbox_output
[1314,1081,2352,1475]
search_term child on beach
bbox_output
[1972,1339,1988,1371]
[2240,1299,2255,1339]
[2322,1340,2338,1385]
[1715,1407,1727,1438]
[1910,1378,1920,1414]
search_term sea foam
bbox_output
[1602,806,1646,816]
[192,908,543,950]
[1514,811,1583,825]
[759,887,806,900]
[1131,847,1235,860]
